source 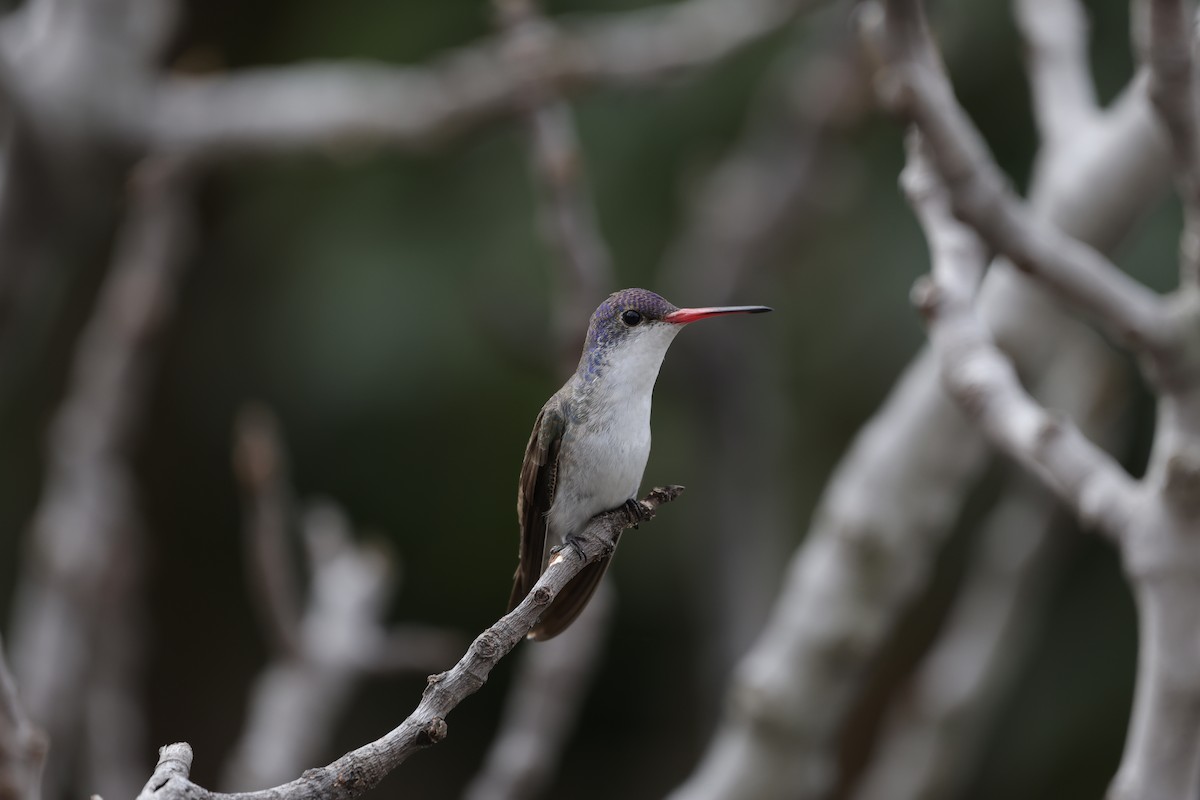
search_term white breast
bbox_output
[545,322,681,546]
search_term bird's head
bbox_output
[578,288,771,382]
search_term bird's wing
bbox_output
[507,393,566,613]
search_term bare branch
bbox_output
[1013,0,1098,147]
[142,0,824,158]
[901,113,1200,800]
[1145,0,1200,284]
[900,134,1139,537]
[853,315,1128,800]
[137,487,683,800]
[675,17,1172,797]
[137,743,193,800]
[865,0,1173,362]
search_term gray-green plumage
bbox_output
[507,288,770,640]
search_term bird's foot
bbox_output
[550,538,586,563]
[623,497,650,528]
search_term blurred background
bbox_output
[0,0,1179,798]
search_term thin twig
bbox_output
[137,487,684,800]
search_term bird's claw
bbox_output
[623,497,650,528]
[551,538,586,562]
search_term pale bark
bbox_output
[872,1,1200,795]
[853,317,1128,800]
[134,489,684,800]
[669,32,1169,800]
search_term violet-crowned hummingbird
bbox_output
[507,287,771,640]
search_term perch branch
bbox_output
[137,487,683,800]
[223,408,464,790]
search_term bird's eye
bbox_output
[621,310,643,326]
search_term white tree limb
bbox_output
[121,0,827,159]
[852,307,1128,800]
[1013,0,1097,148]
[672,3,1171,796]
[869,0,1172,362]
[877,2,1200,795]
[492,0,615,361]
[900,134,1137,537]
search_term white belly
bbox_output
[545,396,651,546]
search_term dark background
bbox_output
[0,0,1175,797]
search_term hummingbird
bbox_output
[507,287,771,640]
